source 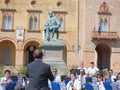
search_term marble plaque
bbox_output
[44,49,62,61]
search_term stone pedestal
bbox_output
[40,40,67,75]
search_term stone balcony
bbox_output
[91,31,119,40]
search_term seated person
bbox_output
[108,69,116,82]
[64,72,71,85]
[52,68,61,82]
[13,69,25,90]
[0,70,14,90]
[77,69,87,89]
[97,74,106,90]
[48,68,61,90]
[77,62,87,74]
[117,72,120,88]
[66,71,81,90]
[87,62,99,77]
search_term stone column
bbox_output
[15,50,24,67]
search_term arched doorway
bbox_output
[95,43,111,70]
[25,45,36,65]
[24,41,39,66]
[0,40,15,65]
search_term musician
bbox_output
[66,71,81,90]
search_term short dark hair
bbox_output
[4,69,11,74]
[33,48,43,59]
[70,70,76,76]
[108,69,113,73]
[117,72,120,79]
[90,61,94,65]
[118,72,120,76]
[97,74,104,81]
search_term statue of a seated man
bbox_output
[44,11,61,41]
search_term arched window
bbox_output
[27,10,42,31]
[97,2,111,33]
[29,16,38,30]
[3,15,12,30]
[98,18,108,32]
[2,47,10,60]
[1,9,15,30]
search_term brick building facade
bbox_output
[0,0,120,74]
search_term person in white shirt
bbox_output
[13,69,25,90]
[87,62,99,76]
[67,71,81,90]
[0,70,12,90]
[77,69,87,89]
[77,62,87,74]
[48,68,62,90]
[108,69,116,82]
[96,74,105,90]
[52,68,61,82]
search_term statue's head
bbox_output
[48,11,53,17]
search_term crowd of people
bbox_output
[0,69,25,90]
[47,62,120,90]
[64,62,120,90]
[0,48,120,90]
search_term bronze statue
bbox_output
[43,11,61,41]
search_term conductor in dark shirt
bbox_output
[26,48,54,90]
